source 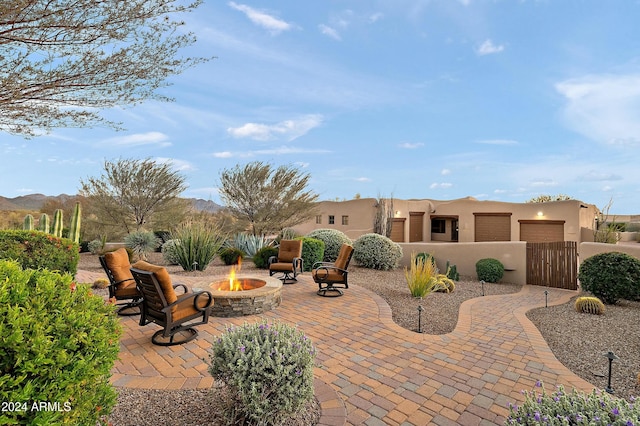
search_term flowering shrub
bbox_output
[307,228,352,262]
[353,233,402,270]
[0,260,121,425]
[506,382,640,425]
[209,320,316,425]
[0,230,79,275]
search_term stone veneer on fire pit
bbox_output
[205,275,283,317]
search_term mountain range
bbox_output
[0,194,222,213]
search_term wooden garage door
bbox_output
[474,213,511,242]
[519,220,564,242]
[390,218,405,242]
[409,212,424,242]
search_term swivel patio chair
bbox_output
[99,247,142,316]
[268,239,303,284]
[130,261,213,346]
[312,243,354,297]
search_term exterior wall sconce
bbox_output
[395,210,400,217]
[537,211,544,217]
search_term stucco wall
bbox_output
[579,242,640,264]
[398,242,527,285]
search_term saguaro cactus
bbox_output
[38,213,50,233]
[52,209,64,238]
[23,214,34,230]
[69,202,82,244]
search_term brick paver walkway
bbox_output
[78,270,594,425]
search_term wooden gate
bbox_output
[526,241,578,290]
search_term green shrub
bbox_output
[124,230,160,260]
[475,258,504,283]
[0,260,121,425]
[161,239,181,265]
[209,320,315,425]
[253,246,279,269]
[0,230,79,275]
[171,222,226,271]
[578,252,640,304]
[506,382,640,425]
[219,247,244,266]
[414,252,436,267]
[87,239,103,255]
[296,237,324,271]
[278,227,301,241]
[307,228,352,262]
[446,260,460,281]
[353,233,402,270]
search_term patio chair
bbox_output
[312,244,354,297]
[268,239,303,284]
[130,261,213,346]
[99,247,142,316]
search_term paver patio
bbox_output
[77,269,595,425]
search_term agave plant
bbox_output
[171,222,226,271]
[224,233,274,258]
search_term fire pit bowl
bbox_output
[206,275,282,317]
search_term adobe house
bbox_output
[296,196,599,244]
[294,197,600,286]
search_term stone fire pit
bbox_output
[205,275,282,317]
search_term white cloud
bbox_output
[228,2,293,34]
[441,169,451,175]
[319,24,341,41]
[368,13,384,23]
[579,171,623,181]
[530,179,558,188]
[212,146,331,158]
[227,115,323,141]
[430,182,453,189]
[103,132,171,147]
[476,39,505,56]
[398,142,424,149]
[355,177,371,182]
[476,139,518,145]
[556,74,640,146]
[155,158,195,171]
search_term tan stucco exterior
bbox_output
[294,197,599,244]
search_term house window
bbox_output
[315,215,322,224]
[328,215,335,224]
[431,218,446,233]
[342,215,349,225]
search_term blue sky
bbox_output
[2,0,640,213]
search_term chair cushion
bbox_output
[312,268,344,283]
[103,248,134,289]
[173,293,210,321]
[278,240,302,263]
[334,245,354,270]
[117,281,140,298]
[131,260,178,305]
[270,262,295,272]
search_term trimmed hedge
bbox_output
[306,229,352,262]
[295,237,324,271]
[475,258,504,283]
[0,260,121,425]
[0,230,79,275]
[253,246,279,269]
[578,251,640,304]
[353,233,402,270]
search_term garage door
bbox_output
[519,220,564,242]
[390,218,405,242]
[474,213,511,241]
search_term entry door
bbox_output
[451,219,459,241]
[409,212,424,242]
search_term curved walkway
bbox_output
[78,270,595,425]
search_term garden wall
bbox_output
[398,242,527,285]
[579,242,640,263]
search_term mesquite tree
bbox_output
[80,158,188,234]
[218,162,319,236]
[0,0,208,137]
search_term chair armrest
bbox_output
[311,261,333,270]
[172,283,188,294]
[268,255,278,266]
[162,290,213,313]
[293,257,303,271]
[113,277,135,287]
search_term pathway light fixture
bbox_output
[604,350,619,394]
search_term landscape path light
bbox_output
[544,290,549,308]
[604,350,619,394]
[480,280,485,296]
[417,305,423,334]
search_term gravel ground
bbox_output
[79,251,640,424]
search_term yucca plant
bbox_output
[171,222,226,271]
[405,253,455,298]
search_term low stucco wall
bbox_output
[579,242,640,264]
[398,242,527,285]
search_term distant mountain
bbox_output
[0,194,223,212]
